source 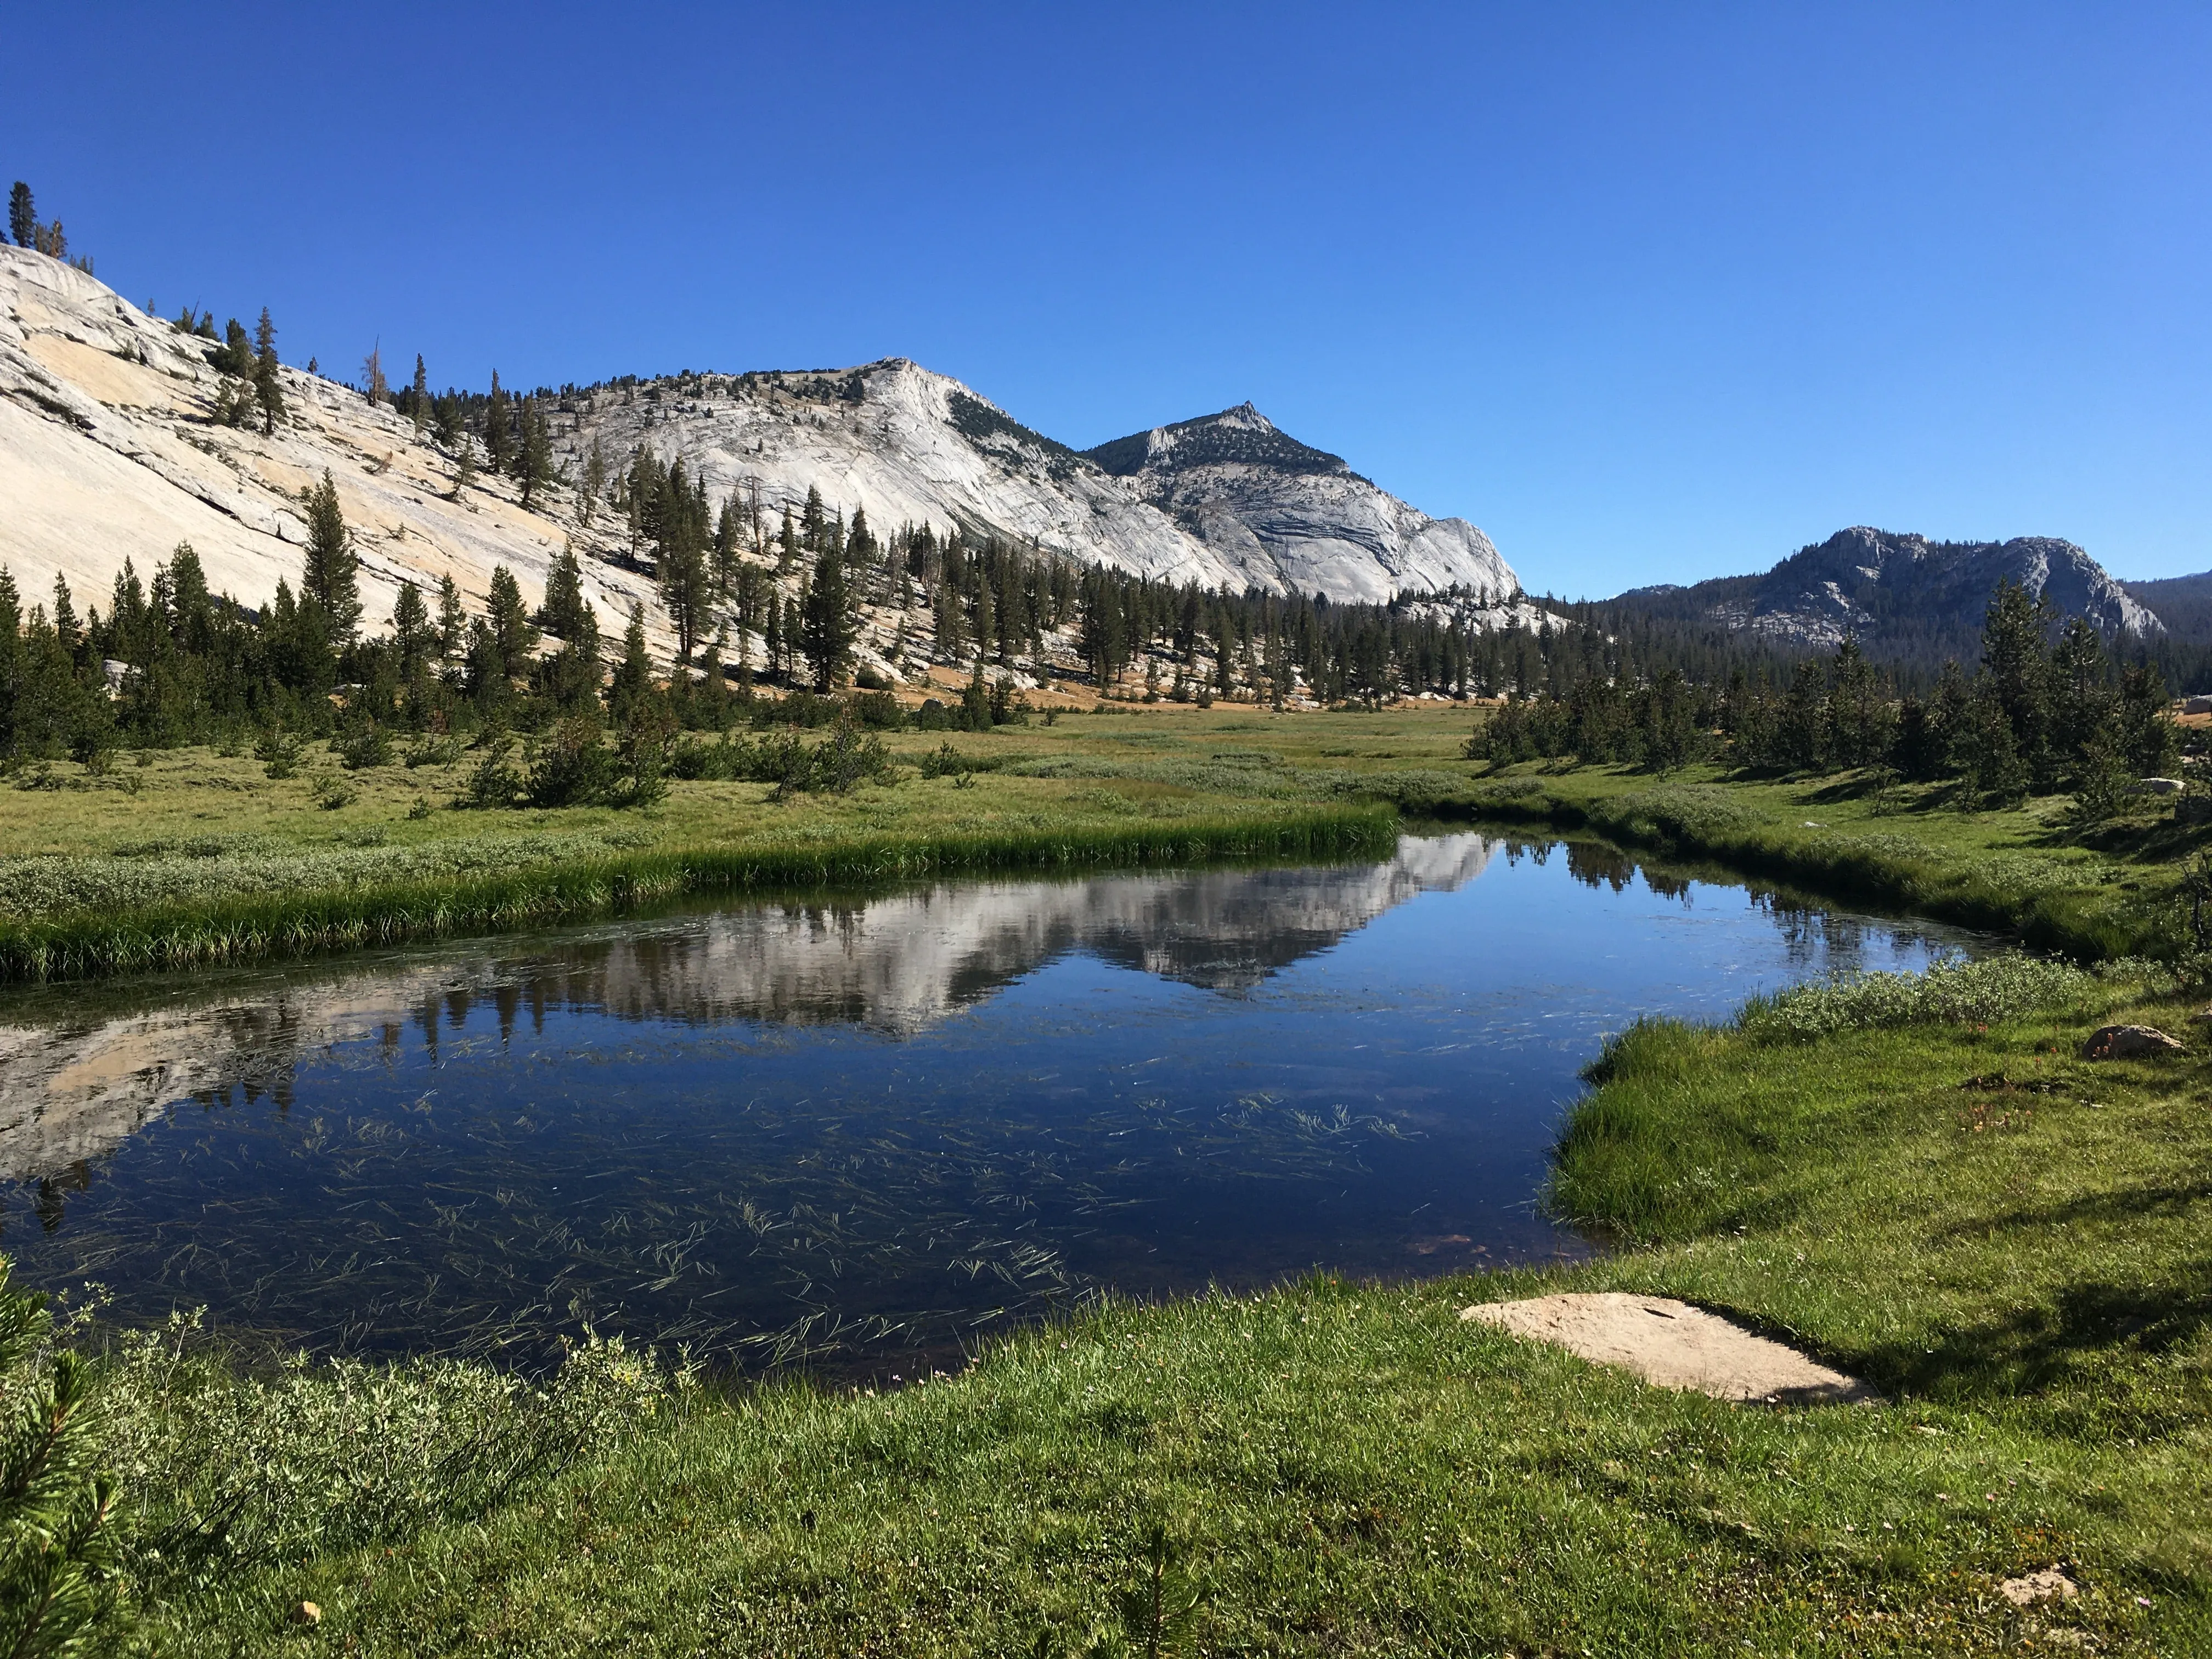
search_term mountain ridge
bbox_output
[559,359,1518,604]
[1609,524,2162,657]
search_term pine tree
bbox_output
[483,371,513,474]
[515,398,554,509]
[215,318,253,377]
[0,568,20,752]
[800,541,855,690]
[391,580,432,679]
[608,603,653,723]
[537,541,590,642]
[0,1254,121,1653]
[2046,617,2115,778]
[435,575,467,670]
[713,495,743,600]
[580,441,607,527]
[2117,663,2179,778]
[1776,658,1828,771]
[362,341,388,405]
[253,307,284,432]
[762,593,784,685]
[1824,637,1890,768]
[7,182,33,249]
[485,565,540,680]
[301,470,362,645]
[50,577,80,665]
[410,354,428,431]
[1978,577,2055,786]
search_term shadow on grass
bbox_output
[1929,1175,2212,1235]
[1859,1255,2212,1431]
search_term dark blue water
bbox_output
[0,833,1975,1372]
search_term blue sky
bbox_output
[8,3,2209,594]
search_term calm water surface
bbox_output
[0,833,1976,1372]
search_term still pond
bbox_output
[0,832,1976,1373]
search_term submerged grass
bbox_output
[0,805,1397,982]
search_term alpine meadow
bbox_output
[3,10,2211,1655]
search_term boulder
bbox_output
[2080,1024,2184,1060]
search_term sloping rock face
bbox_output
[3,246,1519,639]
[0,245,668,648]
[1081,403,1516,604]
[1617,526,2163,651]
[563,364,1520,602]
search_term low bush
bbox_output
[1736,955,2096,1042]
[99,1310,696,1596]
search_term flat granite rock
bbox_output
[1460,1293,1880,1406]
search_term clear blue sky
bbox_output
[8,3,2209,594]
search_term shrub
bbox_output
[253,729,302,781]
[526,715,617,807]
[312,777,356,811]
[457,736,523,810]
[337,720,394,770]
[405,736,465,769]
[1737,955,2093,1043]
[100,1311,695,1594]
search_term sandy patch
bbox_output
[1461,1293,1880,1405]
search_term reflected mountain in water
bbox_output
[0,834,1499,1182]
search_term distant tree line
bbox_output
[1470,578,2183,811]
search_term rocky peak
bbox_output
[1083,404,1352,481]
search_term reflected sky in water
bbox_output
[0,833,1978,1373]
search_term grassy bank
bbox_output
[38,958,2190,1655]
[4,704,2194,981]
[0,805,1395,981]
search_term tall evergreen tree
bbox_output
[515,398,554,508]
[215,317,253,376]
[253,307,284,432]
[580,440,607,527]
[485,565,540,680]
[301,470,362,645]
[608,603,653,723]
[0,567,19,751]
[8,182,34,249]
[2046,617,2115,778]
[436,574,467,670]
[410,353,428,431]
[537,541,590,642]
[391,580,432,680]
[1978,577,2056,786]
[800,541,855,690]
[483,371,514,473]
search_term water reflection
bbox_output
[0,833,1977,1372]
[2,836,1499,1185]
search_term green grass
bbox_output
[12,706,2209,1650]
[0,806,1395,980]
[88,967,2208,1655]
[5,709,2196,978]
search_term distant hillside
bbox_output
[2121,572,2212,644]
[1611,526,2162,667]
[567,375,1516,605]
